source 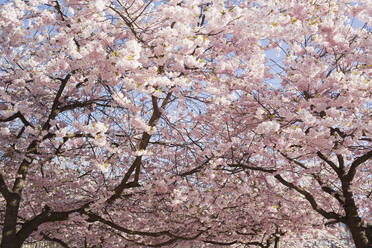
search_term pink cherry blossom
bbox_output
[0,0,370,248]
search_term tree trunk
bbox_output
[0,237,21,248]
[274,235,280,248]
[342,179,370,248]
[346,217,370,248]
[1,194,23,248]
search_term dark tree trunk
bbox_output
[1,200,22,248]
[347,223,369,248]
[0,237,21,248]
[344,213,370,248]
[274,236,280,248]
[342,179,370,248]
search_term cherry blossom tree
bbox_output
[0,0,370,248]
[201,1,372,247]
[0,0,292,247]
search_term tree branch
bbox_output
[0,111,33,127]
[107,93,172,204]
[203,240,239,246]
[42,73,72,131]
[16,202,92,244]
[230,161,343,222]
[336,154,345,171]
[41,233,71,248]
[58,99,100,112]
[312,174,344,204]
[0,173,10,200]
[109,6,145,44]
[345,150,372,182]
[280,152,344,203]
[80,209,203,244]
[279,151,307,169]
[317,151,341,176]
[274,174,343,221]
[228,163,276,173]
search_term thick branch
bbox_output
[337,154,345,171]
[345,150,372,182]
[81,209,203,247]
[16,202,91,244]
[313,174,344,204]
[0,111,33,127]
[106,157,141,204]
[0,173,10,200]
[274,174,343,221]
[107,93,172,204]
[231,161,343,222]
[280,152,344,203]
[317,151,341,176]
[12,157,33,195]
[42,74,71,131]
[82,210,172,237]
